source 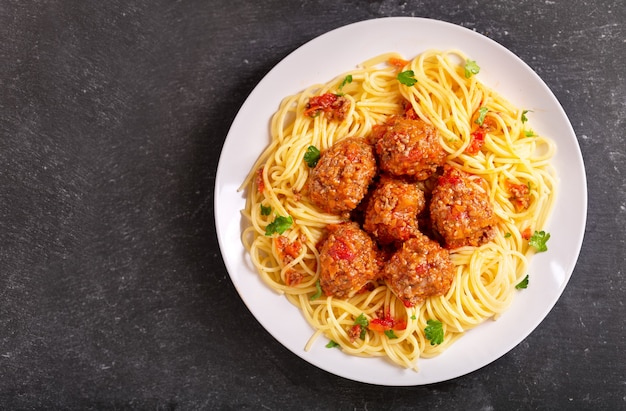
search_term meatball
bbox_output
[307,137,377,215]
[363,176,425,245]
[319,222,380,299]
[371,116,447,180]
[382,234,455,307]
[430,165,496,248]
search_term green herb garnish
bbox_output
[529,230,550,252]
[310,280,322,300]
[384,330,398,339]
[424,319,444,345]
[475,107,489,125]
[260,204,271,216]
[516,275,529,289]
[337,74,353,95]
[397,70,417,86]
[264,215,293,236]
[303,145,321,168]
[464,60,480,78]
[326,340,339,348]
[354,313,369,340]
[354,313,369,328]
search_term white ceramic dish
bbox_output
[214,17,587,385]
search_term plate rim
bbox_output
[214,16,588,386]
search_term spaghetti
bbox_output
[240,49,556,370]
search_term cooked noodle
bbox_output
[240,49,556,370]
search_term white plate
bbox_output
[214,17,587,386]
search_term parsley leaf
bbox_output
[260,204,271,216]
[354,313,369,328]
[504,232,512,238]
[337,74,353,95]
[384,330,398,339]
[410,314,417,320]
[325,340,339,348]
[310,280,322,300]
[522,109,532,123]
[524,129,536,137]
[424,319,444,345]
[516,275,529,289]
[303,145,321,168]
[264,215,293,236]
[354,313,369,340]
[529,230,550,252]
[464,59,480,78]
[475,107,488,125]
[397,70,417,86]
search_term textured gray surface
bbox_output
[1,0,625,409]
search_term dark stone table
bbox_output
[1,0,624,409]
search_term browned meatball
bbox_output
[371,116,447,180]
[430,165,496,248]
[319,222,380,299]
[363,176,425,245]
[382,234,454,307]
[307,137,377,215]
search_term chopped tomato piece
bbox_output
[369,316,406,333]
[466,115,496,155]
[506,181,532,211]
[304,93,349,121]
[466,128,485,155]
[275,236,302,264]
[284,269,303,286]
[389,57,410,69]
[275,236,304,286]
[306,93,337,112]
[348,324,363,342]
[255,167,265,193]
